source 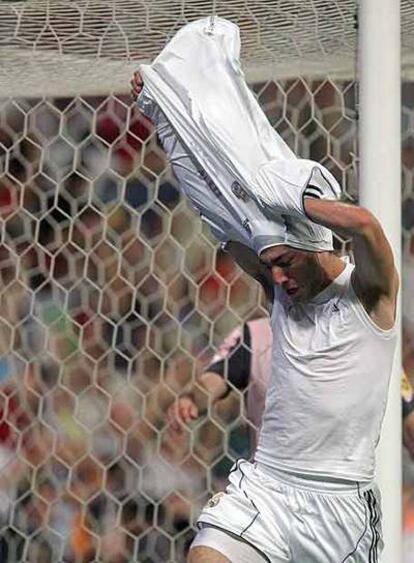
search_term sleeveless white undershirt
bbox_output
[255,262,397,482]
[246,318,272,433]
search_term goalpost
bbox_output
[0,1,405,561]
[359,2,401,562]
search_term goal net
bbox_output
[0,1,411,562]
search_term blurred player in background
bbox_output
[168,317,414,460]
[403,372,414,458]
[167,317,271,451]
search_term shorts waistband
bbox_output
[255,461,374,495]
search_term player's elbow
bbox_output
[348,207,392,256]
[351,207,379,236]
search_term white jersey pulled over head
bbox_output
[139,16,339,255]
[255,261,397,482]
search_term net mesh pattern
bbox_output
[0,0,357,59]
[0,78,359,562]
[1,0,412,96]
[0,2,412,563]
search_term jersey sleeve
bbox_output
[206,323,252,392]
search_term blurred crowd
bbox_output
[0,79,413,562]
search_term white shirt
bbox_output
[255,262,397,482]
[139,16,338,254]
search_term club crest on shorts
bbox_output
[207,492,225,508]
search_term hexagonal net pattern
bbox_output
[1,0,414,97]
[0,76,360,562]
[2,0,358,97]
[0,5,410,563]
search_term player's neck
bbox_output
[324,253,346,276]
[311,253,347,297]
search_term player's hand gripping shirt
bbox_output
[138,17,340,254]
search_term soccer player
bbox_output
[131,17,399,563]
[403,372,414,458]
[189,230,398,563]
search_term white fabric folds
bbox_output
[139,16,341,253]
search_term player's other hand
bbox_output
[130,70,143,100]
[167,396,199,435]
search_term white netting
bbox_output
[0,87,358,563]
[0,0,378,96]
[0,2,413,563]
[0,0,356,95]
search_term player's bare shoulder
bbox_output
[351,262,399,330]
[349,210,399,331]
[303,198,399,331]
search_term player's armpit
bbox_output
[350,224,399,316]
[224,241,274,303]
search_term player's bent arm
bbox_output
[224,241,274,303]
[167,372,228,431]
[304,198,399,326]
[193,372,229,412]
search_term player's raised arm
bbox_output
[304,198,399,328]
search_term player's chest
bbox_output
[273,299,356,352]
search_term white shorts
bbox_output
[193,459,383,563]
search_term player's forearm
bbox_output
[305,197,398,297]
[303,198,378,238]
[224,241,263,274]
[192,372,228,413]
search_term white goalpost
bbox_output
[0,1,407,561]
[359,1,402,561]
